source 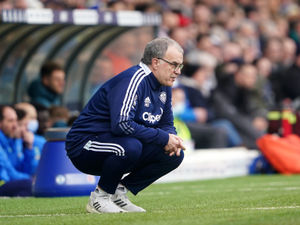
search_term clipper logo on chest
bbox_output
[142,108,163,124]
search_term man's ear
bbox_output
[152,58,159,70]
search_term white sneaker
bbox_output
[86,188,127,213]
[111,184,146,212]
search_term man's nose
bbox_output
[174,68,181,75]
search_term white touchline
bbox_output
[0,213,87,218]
[245,206,300,210]
[223,206,300,211]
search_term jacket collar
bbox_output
[139,62,161,90]
[139,62,151,75]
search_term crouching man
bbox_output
[66,37,185,213]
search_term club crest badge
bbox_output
[144,97,151,107]
[159,91,167,104]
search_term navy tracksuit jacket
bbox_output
[66,62,184,194]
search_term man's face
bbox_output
[236,65,257,89]
[44,70,65,94]
[0,106,18,138]
[15,117,28,139]
[154,46,183,87]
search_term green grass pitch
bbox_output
[1,175,300,225]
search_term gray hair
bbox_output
[141,37,183,65]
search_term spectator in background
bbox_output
[254,57,276,112]
[214,64,267,149]
[216,41,243,84]
[193,3,212,34]
[281,49,300,101]
[0,0,12,9]
[195,33,221,60]
[14,102,46,154]
[42,0,66,10]
[48,105,70,128]
[14,108,44,165]
[12,0,43,9]
[171,87,195,152]
[265,38,290,104]
[41,0,85,9]
[106,0,127,11]
[89,56,114,96]
[103,33,136,75]
[158,10,180,37]
[32,103,51,136]
[172,86,227,149]
[15,102,40,134]
[168,26,192,53]
[28,61,65,108]
[282,37,297,68]
[0,105,38,196]
[263,38,284,73]
[234,19,261,63]
[179,57,242,148]
[290,20,300,46]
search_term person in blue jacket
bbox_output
[14,102,46,156]
[0,105,42,196]
[66,37,185,213]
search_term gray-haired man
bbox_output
[66,37,185,213]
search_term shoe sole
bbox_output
[86,204,126,214]
[121,207,146,213]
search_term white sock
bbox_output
[95,186,108,195]
[115,184,127,194]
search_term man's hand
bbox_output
[193,107,208,123]
[164,134,185,156]
[22,130,34,149]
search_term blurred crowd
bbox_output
[2,0,300,195]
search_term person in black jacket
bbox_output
[281,50,300,101]
[215,63,267,149]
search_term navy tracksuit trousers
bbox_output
[70,132,184,195]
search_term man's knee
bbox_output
[163,149,184,169]
[175,150,184,167]
[122,138,143,162]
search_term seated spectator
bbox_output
[31,103,51,136]
[14,108,45,163]
[179,61,243,148]
[0,105,39,196]
[102,33,136,75]
[171,89,195,152]
[253,57,276,112]
[14,102,46,155]
[214,64,267,149]
[15,102,41,134]
[172,86,228,149]
[27,61,65,108]
[281,49,300,101]
[48,106,70,128]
